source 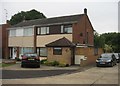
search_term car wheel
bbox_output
[21,64,24,68]
[37,65,40,68]
[96,64,99,67]
[110,62,114,67]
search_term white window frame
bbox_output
[9,29,16,37]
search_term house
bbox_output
[7,8,103,65]
[0,23,10,59]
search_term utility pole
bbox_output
[4,9,8,23]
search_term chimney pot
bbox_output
[84,8,87,15]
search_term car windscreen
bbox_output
[101,54,112,58]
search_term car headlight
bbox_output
[96,60,99,62]
[106,59,111,62]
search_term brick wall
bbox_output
[73,15,94,45]
[1,24,10,59]
[47,47,72,65]
[75,47,103,66]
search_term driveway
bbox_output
[2,63,81,79]
[2,63,118,85]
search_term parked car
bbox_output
[113,53,120,63]
[21,53,40,68]
[96,53,117,67]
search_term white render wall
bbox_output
[37,34,72,47]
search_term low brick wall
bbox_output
[75,47,103,66]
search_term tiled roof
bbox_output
[46,37,75,47]
[12,14,84,27]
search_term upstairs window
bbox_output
[16,29,23,36]
[37,27,49,35]
[24,28,33,36]
[61,25,72,34]
[9,29,16,37]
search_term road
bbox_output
[2,63,119,85]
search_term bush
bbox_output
[15,57,21,61]
[40,59,47,64]
[44,61,52,66]
[51,61,59,66]
[44,61,59,66]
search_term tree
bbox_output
[104,44,113,53]
[100,32,120,53]
[9,9,46,25]
[94,31,105,48]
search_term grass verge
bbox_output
[0,63,15,67]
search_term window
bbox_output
[61,25,64,33]
[46,27,49,34]
[9,29,16,37]
[37,27,49,35]
[24,28,33,36]
[20,47,34,54]
[37,28,40,35]
[61,25,72,34]
[16,29,23,36]
[53,47,62,55]
[37,47,47,57]
[41,27,46,34]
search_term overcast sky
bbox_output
[0,0,119,34]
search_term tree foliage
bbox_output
[94,32,120,53]
[94,31,105,48]
[100,32,120,53]
[9,9,46,25]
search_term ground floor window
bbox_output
[53,47,62,55]
[20,47,34,54]
[37,47,47,57]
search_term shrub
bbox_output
[40,59,47,64]
[58,63,69,67]
[15,57,21,61]
[44,61,59,66]
[51,61,59,66]
[44,61,52,66]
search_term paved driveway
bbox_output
[2,63,81,79]
[2,63,119,85]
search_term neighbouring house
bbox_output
[0,23,10,59]
[7,8,103,65]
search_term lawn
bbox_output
[0,63,15,67]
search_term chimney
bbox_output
[84,8,87,15]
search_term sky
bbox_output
[0,0,119,34]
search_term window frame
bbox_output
[23,28,33,36]
[53,47,62,55]
[61,25,72,34]
[37,47,47,57]
[9,29,16,37]
[37,27,49,35]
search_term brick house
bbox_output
[0,23,10,59]
[7,8,102,65]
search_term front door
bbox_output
[10,47,17,59]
